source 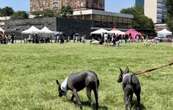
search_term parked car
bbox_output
[154,36,173,42]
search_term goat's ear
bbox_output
[56,80,60,86]
[119,68,123,74]
[125,66,129,73]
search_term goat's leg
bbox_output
[72,89,82,109]
[129,94,133,110]
[134,87,141,110]
[86,88,92,105]
[93,88,99,110]
[124,91,130,110]
[71,94,75,101]
[124,95,128,110]
[136,93,141,110]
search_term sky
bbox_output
[0,0,135,12]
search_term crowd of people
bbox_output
[55,33,86,44]
[91,33,144,46]
[0,32,15,44]
[0,31,149,46]
[24,34,51,43]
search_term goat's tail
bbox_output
[97,79,100,89]
[130,74,134,84]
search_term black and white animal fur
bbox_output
[117,67,141,110]
[56,71,99,110]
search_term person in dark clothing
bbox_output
[35,34,39,43]
[60,34,64,44]
[99,35,104,45]
[125,34,129,43]
[11,33,15,44]
[112,34,116,46]
[0,33,3,44]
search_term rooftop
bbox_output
[73,9,134,18]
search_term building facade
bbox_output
[136,0,166,24]
[135,0,144,7]
[61,0,104,10]
[24,0,133,34]
[72,9,133,29]
[5,9,133,36]
[30,0,61,12]
[145,0,166,23]
[30,0,104,13]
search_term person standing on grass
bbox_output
[59,34,64,44]
[11,33,15,44]
[125,34,129,43]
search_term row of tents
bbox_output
[91,28,173,38]
[0,26,56,35]
[1,26,173,39]
[91,28,142,40]
[22,26,55,34]
[157,29,172,38]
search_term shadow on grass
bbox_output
[81,101,108,110]
[66,100,108,110]
[132,100,146,110]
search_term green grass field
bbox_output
[0,43,173,110]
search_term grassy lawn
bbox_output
[0,43,173,110]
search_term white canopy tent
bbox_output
[54,31,63,35]
[22,26,41,34]
[91,28,109,35]
[0,27,5,33]
[157,29,172,38]
[108,28,125,35]
[40,26,54,34]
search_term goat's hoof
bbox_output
[79,105,83,110]
[136,106,141,110]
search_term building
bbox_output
[30,0,61,12]
[136,0,166,24]
[5,10,133,36]
[155,23,168,31]
[29,0,133,30]
[135,0,144,7]
[6,0,133,36]
[145,0,166,23]
[61,0,104,11]
[72,9,133,30]
[30,0,105,13]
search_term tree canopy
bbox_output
[59,5,73,17]
[0,7,14,16]
[166,0,173,32]
[121,7,144,15]
[121,7,155,35]
[0,7,28,19]
[11,11,28,19]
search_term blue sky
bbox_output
[0,0,135,12]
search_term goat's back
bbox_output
[67,71,99,91]
[123,73,141,92]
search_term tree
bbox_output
[166,0,173,32]
[42,10,54,17]
[11,11,28,19]
[0,6,14,16]
[31,10,55,17]
[121,6,144,15]
[59,5,73,17]
[0,8,2,16]
[121,7,156,36]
